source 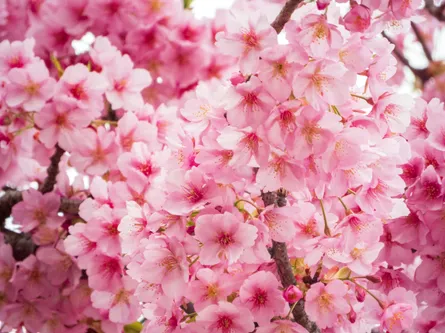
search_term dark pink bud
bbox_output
[283,285,303,303]
[343,5,371,33]
[366,275,383,283]
[348,308,357,323]
[316,0,330,10]
[355,286,366,302]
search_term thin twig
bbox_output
[411,22,433,62]
[271,0,304,34]
[382,32,431,83]
[424,0,445,21]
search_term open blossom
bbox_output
[238,271,286,325]
[140,237,189,300]
[305,280,350,329]
[56,63,109,113]
[0,38,35,75]
[34,97,92,149]
[292,60,356,110]
[163,167,217,215]
[64,221,98,269]
[11,188,64,232]
[380,288,418,333]
[292,14,343,58]
[197,301,255,333]
[215,9,276,74]
[86,254,123,291]
[91,276,140,324]
[406,165,444,211]
[195,212,258,265]
[69,127,119,176]
[104,54,152,110]
[6,60,56,111]
[186,268,234,311]
[224,76,275,129]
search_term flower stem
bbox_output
[337,197,350,214]
[319,199,331,237]
[286,301,299,319]
[350,279,385,309]
[234,199,263,212]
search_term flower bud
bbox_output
[343,5,371,33]
[348,308,357,323]
[283,285,303,303]
[316,0,330,10]
[365,275,383,284]
[355,286,366,302]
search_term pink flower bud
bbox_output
[366,275,383,283]
[230,72,246,86]
[316,0,331,10]
[283,285,303,303]
[348,308,357,323]
[343,5,371,33]
[355,286,366,302]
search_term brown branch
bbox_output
[0,190,23,229]
[0,191,82,260]
[39,145,65,194]
[411,22,433,62]
[261,190,320,333]
[382,32,431,84]
[424,0,445,21]
[271,0,303,34]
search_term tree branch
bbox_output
[411,22,433,62]
[271,0,303,34]
[261,190,320,333]
[39,145,65,194]
[382,32,431,84]
[424,0,445,21]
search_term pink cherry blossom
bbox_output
[305,280,350,329]
[343,5,371,33]
[216,9,277,74]
[69,127,119,176]
[91,276,140,324]
[195,212,258,265]
[56,63,109,113]
[186,268,234,311]
[104,54,152,110]
[291,14,343,58]
[197,301,255,333]
[238,271,286,325]
[6,60,56,111]
[292,60,356,110]
[34,97,92,149]
[86,254,123,291]
[140,237,189,300]
[0,38,35,75]
[12,188,64,232]
[283,285,303,304]
[224,76,275,129]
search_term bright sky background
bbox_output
[192,0,236,18]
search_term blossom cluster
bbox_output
[0,0,444,332]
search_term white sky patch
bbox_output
[192,0,236,18]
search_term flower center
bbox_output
[218,232,234,247]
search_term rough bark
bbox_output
[271,0,304,34]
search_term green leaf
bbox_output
[124,322,143,333]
